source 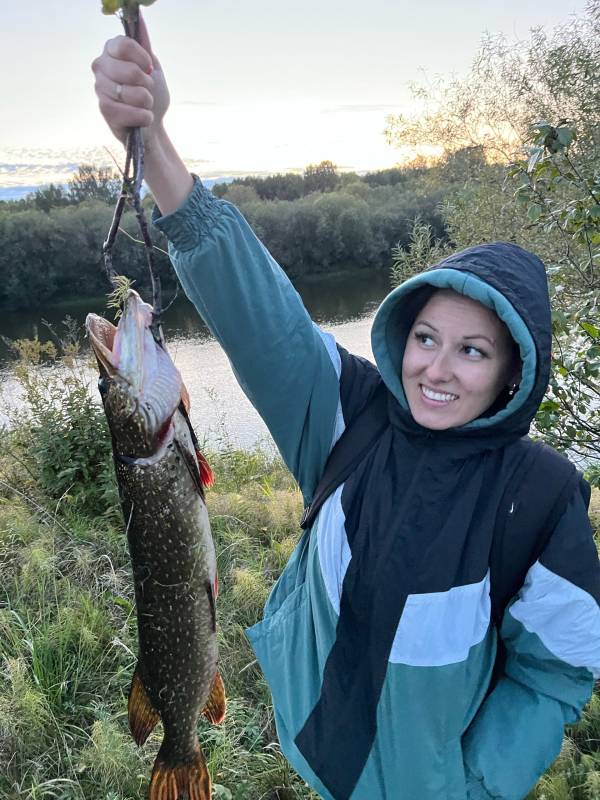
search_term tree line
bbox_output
[0,160,455,311]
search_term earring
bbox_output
[508,384,517,397]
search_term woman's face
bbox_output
[401,290,518,430]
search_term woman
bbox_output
[92,21,600,800]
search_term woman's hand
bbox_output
[91,13,193,215]
[91,14,169,147]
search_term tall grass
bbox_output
[0,344,597,799]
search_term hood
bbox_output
[371,242,551,443]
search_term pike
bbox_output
[86,290,225,800]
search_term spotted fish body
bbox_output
[86,291,225,800]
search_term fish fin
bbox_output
[128,668,161,746]
[149,742,211,800]
[176,399,214,489]
[205,581,216,633]
[181,384,191,414]
[174,438,205,499]
[196,448,214,488]
[202,671,227,725]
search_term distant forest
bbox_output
[0,157,467,311]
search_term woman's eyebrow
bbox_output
[464,334,496,347]
[416,320,496,347]
[415,319,438,331]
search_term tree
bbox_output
[32,184,71,213]
[67,164,121,204]
[303,161,340,194]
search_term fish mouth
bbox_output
[86,290,182,434]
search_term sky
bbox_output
[0,0,589,198]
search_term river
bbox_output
[0,270,391,449]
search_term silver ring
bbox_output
[115,83,124,102]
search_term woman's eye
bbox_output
[463,345,486,358]
[415,332,434,347]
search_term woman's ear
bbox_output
[507,366,521,395]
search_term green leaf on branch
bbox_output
[556,126,576,149]
[101,0,157,13]
[101,0,122,13]
[527,203,543,222]
[527,146,544,174]
[580,322,600,339]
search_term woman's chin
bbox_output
[407,394,463,430]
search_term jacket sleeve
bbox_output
[153,178,343,501]
[463,481,600,800]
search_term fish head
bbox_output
[86,290,183,457]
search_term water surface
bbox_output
[0,270,391,449]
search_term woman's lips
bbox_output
[419,384,459,405]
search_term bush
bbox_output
[5,329,118,517]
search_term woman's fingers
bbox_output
[98,94,154,131]
[95,73,154,111]
[92,23,170,145]
[105,34,153,74]
[92,52,154,93]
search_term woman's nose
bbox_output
[424,350,454,383]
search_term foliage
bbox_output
[508,121,599,468]
[386,0,600,477]
[101,0,157,15]
[391,219,449,286]
[67,164,122,205]
[303,160,340,194]
[4,328,118,517]
[220,171,447,277]
[0,160,452,311]
[0,198,173,310]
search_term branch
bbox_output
[101,2,164,344]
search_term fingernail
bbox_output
[146,64,154,75]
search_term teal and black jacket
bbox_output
[154,179,600,800]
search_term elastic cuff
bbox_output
[152,175,223,251]
[465,767,495,800]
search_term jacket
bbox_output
[153,178,600,800]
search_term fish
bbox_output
[86,289,225,800]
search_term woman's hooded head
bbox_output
[371,242,551,444]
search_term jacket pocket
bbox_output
[246,581,323,734]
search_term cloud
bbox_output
[0,146,119,188]
[322,104,400,114]
[0,162,80,175]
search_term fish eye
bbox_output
[98,376,109,397]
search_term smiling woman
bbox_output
[402,289,521,430]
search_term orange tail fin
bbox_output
[149,743,211,800]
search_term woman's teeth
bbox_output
[421,385,458,402]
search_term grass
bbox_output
[0,348,598,799]
[0,438,318,800]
